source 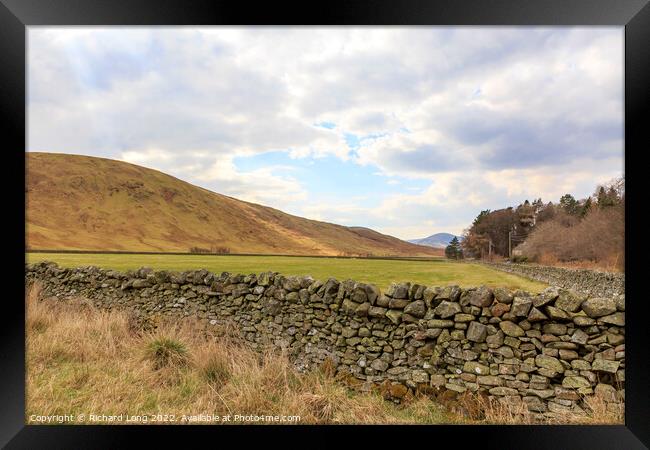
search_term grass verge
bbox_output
[26,283,451,424]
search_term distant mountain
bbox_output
[407,233,459,249]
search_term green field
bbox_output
[26,253,547,292]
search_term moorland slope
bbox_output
[26,153,441,257]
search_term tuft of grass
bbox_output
[201,358,231,385]
[144,336,189,370]
[26,287,54,334]
[318,357,337,379]
[196,346,232,386]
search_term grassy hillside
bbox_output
[26,153,441,257]
[26,253,548,292]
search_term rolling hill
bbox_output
[26,153,442,257]
[408,233,459,249]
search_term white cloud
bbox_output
[366,156,623,238]
[28,27,624,239]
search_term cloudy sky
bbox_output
[28,27,623,239]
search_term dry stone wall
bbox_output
[481,261,624,298]
[26,261,625,420]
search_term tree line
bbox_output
[453,177,624,270]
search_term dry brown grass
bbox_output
[447,391,623,425]
[25,283,450,425]
[26,283,623,425]
[536,252,624,273]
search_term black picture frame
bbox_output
[2,0,648,447]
